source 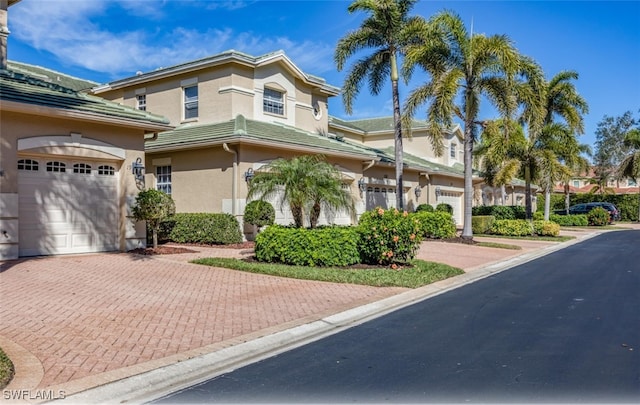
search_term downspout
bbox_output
[222,143,237,216]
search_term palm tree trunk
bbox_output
[461,122,474,239]
[391,77,404,211]
[544,186,551,221]
[525,165,532,220]
[564,184,570,214]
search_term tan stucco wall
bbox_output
[0,110,149,258]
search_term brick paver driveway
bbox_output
[0,248,406,393]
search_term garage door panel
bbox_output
[18,157,120,257]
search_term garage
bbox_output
[17,156,119,256]
[437,190,463,227]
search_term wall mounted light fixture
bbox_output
[357,177,366,195]
[435,186,442,199]
[414,185,422,198]
[244,168,255,183]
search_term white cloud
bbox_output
[9,0,336,78]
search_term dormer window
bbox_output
[263,88,284,116]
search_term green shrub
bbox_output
[544,193,639,222]
[414,211,457,239]
[490,219,534,236]
[357,207,422,265]
[255,225,360,266]
[435,203,453,214]
[472,205,525,220]
[472,215,495,234]
[132,189,175,248]
[533,211,544,220]
[168,213,243,244]
[244,200,275,227]
[588,207,610,226]
[415,204,435,213]
[549,214,588,226]
[533,220,560,236]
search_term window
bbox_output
[183,85,198,119]
[629,179,637,186]
[156,165,172,194]
[573,180,580,187]
[73,163,92,174]
[46,161,66,173]
[18,159,39,171]
[136,94,146,111]
[263,88,284,116]
[98,165,115,176]
[450,143,457,159]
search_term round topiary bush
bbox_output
[588,207,610,226]
[415,204,435,213]
[244,200,275,228]
[436,203,453,215]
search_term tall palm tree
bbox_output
[335,0,425,210]
[617,128,640,221]
[402,11,528,239]
[538,71,588,219]
[247,155,355,228]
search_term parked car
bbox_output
[554,202,621,222]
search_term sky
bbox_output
[6,0,640,150]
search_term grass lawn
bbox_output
[476,234,575,242]
[192,258,464,289]
[476,241,522,250]
[0,347,14,389]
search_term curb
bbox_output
[60,231,602,404]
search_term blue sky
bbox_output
[7,0,640,150]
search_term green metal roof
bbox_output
[7,61,97,92]
[146,115,379,158]
[329,115,429,133]
[0,69,171,126]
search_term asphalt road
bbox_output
[156,230,640,404]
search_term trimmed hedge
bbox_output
[549,214,588,226]
[255,225,360,266]
[588,207,610,226]
[167,213,243,244]
[414,211,457,239]
[472,205,526,220]
[472,215,495,234]
[533,220,560,236]
[490,219,534,236]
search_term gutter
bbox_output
[222,143,238,216]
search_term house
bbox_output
[93,49,498,229]
[553,167,639,195]
[0,0,173,260]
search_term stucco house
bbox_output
[92,50,493,228]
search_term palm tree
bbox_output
[335,0,425,210]
[538,71,588,219]
[247,155,355,228]
[617,128,640,221]
[402,11,528,239]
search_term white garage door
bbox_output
[438,191,463,226]
[18,157,119,256]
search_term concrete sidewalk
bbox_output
[1,224,637,403]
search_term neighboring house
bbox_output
[553,167,640,195]
[93,50,493,228]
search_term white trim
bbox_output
[180,77,198,87]
[218,85,255,97]
[18,135,126,159]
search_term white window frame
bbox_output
[73,163,92,175]
[136,94,146,111]
[18,159,39,171]
[183,85,198,120]
[263,88,284,116]
[156,165,172,194]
